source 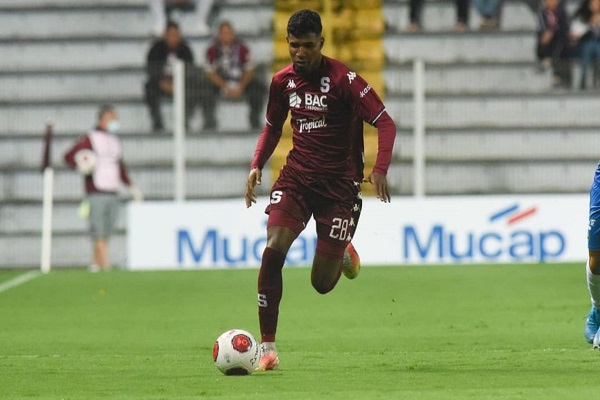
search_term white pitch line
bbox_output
[0,270,41,294]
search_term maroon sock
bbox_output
[257,247,286,343]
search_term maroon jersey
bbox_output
[259,56,388,180]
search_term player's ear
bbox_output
[320,37,324,49]
[286,35,289,44]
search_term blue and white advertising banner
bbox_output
[127,195,588,270]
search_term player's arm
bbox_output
[119,160,131,186]
[347,74,396,203]
[366,110,395,203]
[64,135,92,169]
[120,159,144,201]
[245,76,288,208]
[245,122,282,208]
[146,42,164,82]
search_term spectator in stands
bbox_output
[536,0,572,89]
[408,0,471,32]
[144,21,197,133]
[199,20,266,130]
[149,0,214,37]
[474,0,502,30]
[64,105,142,272]
[571,0,600,89]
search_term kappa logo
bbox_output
[287,79,296,89]
[347,71,356,84]
[289,91,302,108]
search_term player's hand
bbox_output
[245,168,262,208]
[129,185,144,202]
[541,30,553,45]
[159,79,173,94]
[225,85,243,99]
[363,171,390,203]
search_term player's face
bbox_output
[165,27,181,49]
[99,110,117,131]
[219,24,235,46]
[287,33,323,75]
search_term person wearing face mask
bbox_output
[64,104,143,272]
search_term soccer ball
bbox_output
[74,149,96,175]
[213,329,259,375]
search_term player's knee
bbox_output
[590,254,600,275]
[311,279,334,295]
[266,227,297,254]
[265,239,288,255]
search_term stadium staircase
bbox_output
[0,0,598,268]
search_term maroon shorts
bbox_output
[265,166,362,258]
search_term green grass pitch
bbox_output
[0,263,597,399]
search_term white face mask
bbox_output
[106,120,120,133]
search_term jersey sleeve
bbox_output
[181,43,194,63]
[343,71,396,175]
[345,72,386,125]
[205,44,217,72]
[264,74,289,130]
[250,75,289,170]
[64,134,92,169]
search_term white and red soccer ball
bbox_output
[74,149,96,175]
[213,329,259,375]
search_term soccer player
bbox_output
[244,9,396,370]
[585,163,600,347]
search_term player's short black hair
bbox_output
[97,104,115,121]
[166,20,179,31]
[218,20,232,31]
[287,9,322,37]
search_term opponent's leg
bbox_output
[586,176,600,346]
[586,251,600,346]
[257,224,298,370]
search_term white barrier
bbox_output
[127,195,589,270]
